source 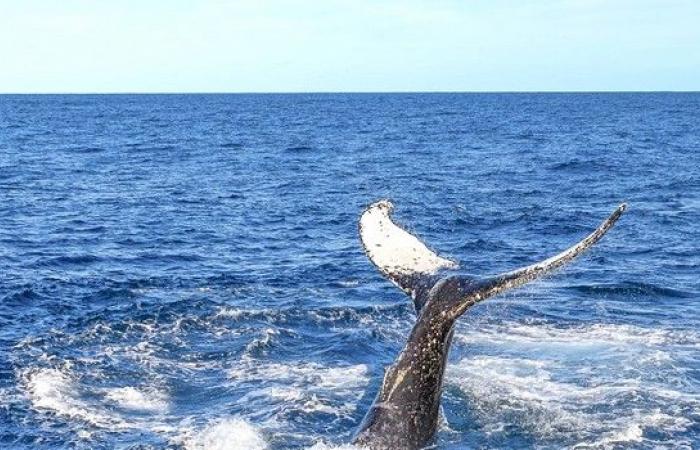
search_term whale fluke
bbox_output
[354,201,627,450]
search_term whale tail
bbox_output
[355,200,626,449]
[360,200,627,316]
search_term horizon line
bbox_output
[1,90,699,95]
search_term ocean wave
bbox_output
[20,365,182,449]
[229,360,369,420]
[2,287,43,303]
[243,327,282,357]
[571,411,693,449]
[285,145,314,153]
[565,281,695,299]
[54,225,106,234]
[61,146,105,154]
[220,142,244,149]
[37,254,102,267]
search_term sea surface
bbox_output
[0,93,698,449]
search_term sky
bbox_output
[1,0,699,93]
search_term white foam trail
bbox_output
[230,361,369,418]
[183,418,267,450]
[22,365,180,440]
[455,321,699,348]
[579,424,643,448]
[229,361,368,388]
[307,444,364,450]
[448,320,699,446]
[23,359,367,444]
[104,386,169,412]
[24,368,114,427]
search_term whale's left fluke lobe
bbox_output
[359,200,457,311]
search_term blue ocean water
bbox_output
[0,93,698,449]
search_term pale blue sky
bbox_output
[1,0,698,93]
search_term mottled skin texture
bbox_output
[353,277,478,449]
[352,202,626,450]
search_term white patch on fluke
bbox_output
[359,200,457,281]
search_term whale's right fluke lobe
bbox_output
[446,203,627,319]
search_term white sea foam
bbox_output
[573,412,693,449]
[104,386,169,412]
[447,320,699,447]
[24,368,114,427]
[229,361,369,390]
[214,306,278,322]
[307,444,364,450]
[230,361,369,418]
[24,366,268,449]
[215,307,247,320]
[22,365,180,440]
[23,364,340,449]
[183,417,267,450]
[18,306,376,448]
[455,321,698,348]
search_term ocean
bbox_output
[0,93,698,449]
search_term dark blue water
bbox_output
[0,93,698,449]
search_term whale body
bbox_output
[352,200,626,449]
